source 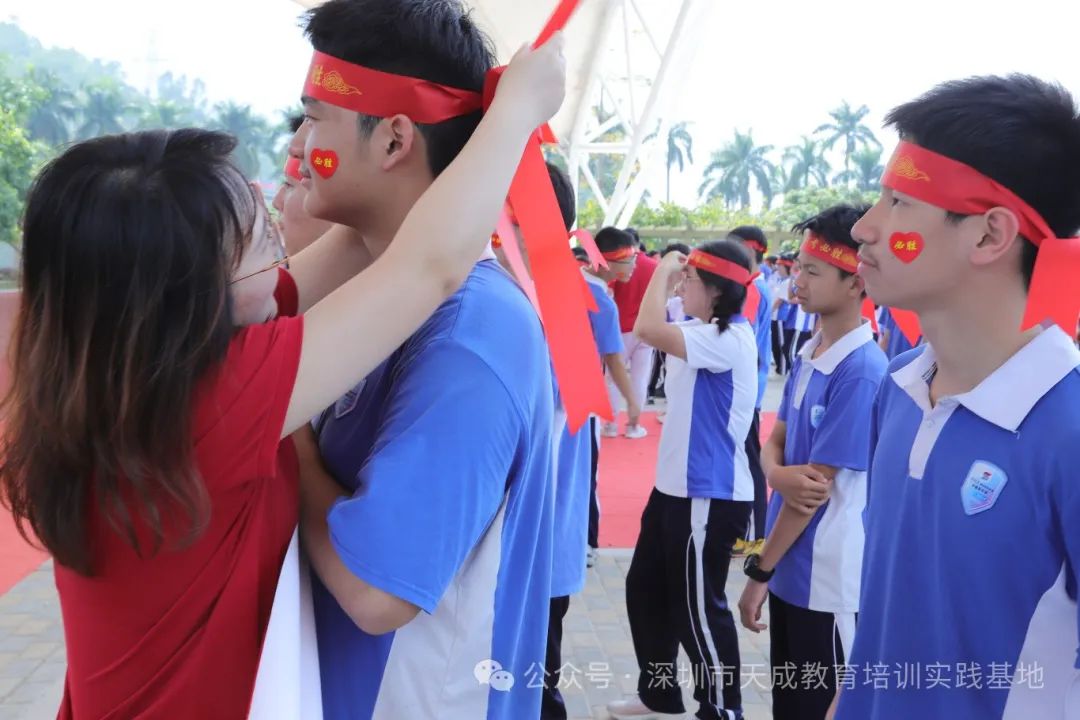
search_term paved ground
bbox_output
[0,553,773,720]
[558,551,773,720]
[0,376,789,719]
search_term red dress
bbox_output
[56,271,304,719]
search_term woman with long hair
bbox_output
[0,40,563,719]
[608,239,759,720]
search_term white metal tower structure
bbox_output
[291,0,713,226]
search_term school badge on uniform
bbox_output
[810,405,826,428]
[961,460,1008,516]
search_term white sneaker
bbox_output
[624,424,648,440]
[656,413,666,424]
[601,422,619,438]
[586,547,598,568]
[607,697,684,719]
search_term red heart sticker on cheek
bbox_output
[310,149,339,179]
[889,232,925,264]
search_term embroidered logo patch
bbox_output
[961,460,1008,516]
[810,404,826,428]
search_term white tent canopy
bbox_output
[294,0,713,226]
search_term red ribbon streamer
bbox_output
[861,297,879,334]
[570,229,607,270]
[889,307,922,346]
[487,0,606,431]
[883,141,1080,333]
[744,281,761,326]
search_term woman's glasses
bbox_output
[231,186,289,285]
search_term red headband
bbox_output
[736,235,767,253]
[303,51,483,124]
[883,141,1080,333]
[801,232,858,274]
[602,246,636,262]
[298,0,608,431]
[779,259,795,268]
[688,249,753,286]
[284,156,302,181]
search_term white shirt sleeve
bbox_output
[679,322,746,372]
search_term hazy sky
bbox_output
[8,0,1080,207]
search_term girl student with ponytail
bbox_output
[0,38,565,720]
[607,239,759,720]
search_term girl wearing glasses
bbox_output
[0,41,564,719]
[609,240,759,720]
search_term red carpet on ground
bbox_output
[597,411,776,548]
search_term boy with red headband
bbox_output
[832,75,1080,720]
[272,115,333,255]
[291,2,576,718]
[737,205,887,720]
[728,226,773,557]
[607,229,657,440]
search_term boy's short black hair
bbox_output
[304,0,496,177]
[791,204,870,279]
[594,227,636,254]
[546,162,575,232]
[885,74,1080,287]
[661,242,691,257]
[571,246,589,263]
[728,225,767,263]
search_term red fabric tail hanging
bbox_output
[482,0,610,432]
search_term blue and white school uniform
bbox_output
[837,325,1080,720]
[549,271,624,598]
[312,261,555,720]
[542,271,624,718]
[765,321,887,718]
[626,317,758,720]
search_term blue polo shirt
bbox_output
[765,322,887,612]
[312,260,555,720]
[750,275,773,409]
[778,280,797,329]
[549,272,623,598]
[838,325,1080,720]
[878,306,917,359]
[655,318,758,500]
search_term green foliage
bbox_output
[0,22,299,250]
[0,108,39,247]
[763,186,879,234]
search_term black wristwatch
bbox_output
[743,553,775,583]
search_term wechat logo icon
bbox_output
[474,659,515,692]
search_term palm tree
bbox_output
[25,68,77,146]
[76,81,134,139]
[663,122,693,203]
[138,100,190,130]
[212,102,273,178]
[697,129,775,209]
[783,136,830,190]
[815,101,881,184]
[833,147,885,191]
